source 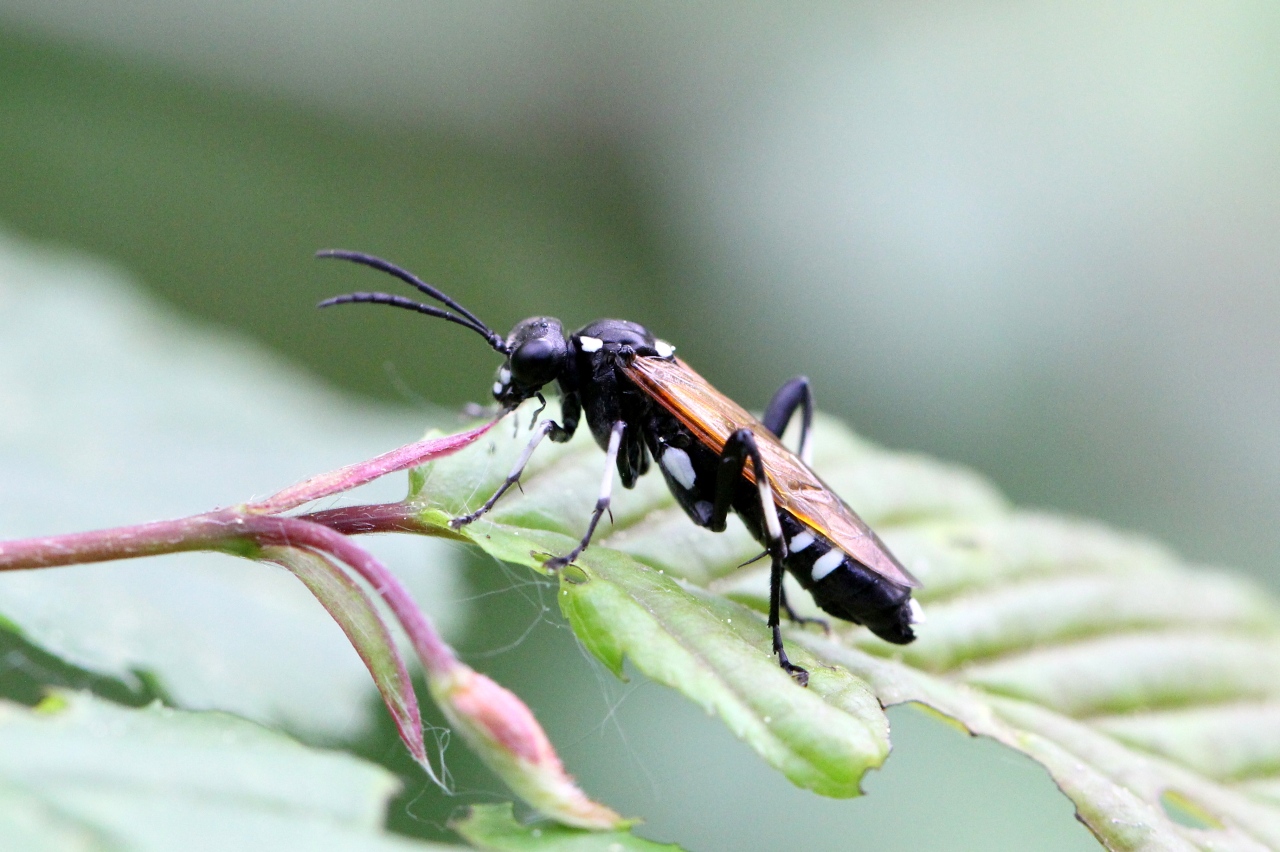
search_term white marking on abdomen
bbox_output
[811,549,844,582]
[908,598,927,624]
[660,446,697,490]
[578,336,603,352]
[789,531,815,552]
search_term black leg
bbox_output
[452,418,567,528]
[779,583,831,635]
[708,428,774,533]
[545,420,625,570]
[762,376,814,465]
[713,428,809,685]
[768,558,809,686]
[552,392,581,444]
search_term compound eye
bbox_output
[509,336,563,386]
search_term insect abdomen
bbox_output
[641,404,917,645]
[780,515,916,645]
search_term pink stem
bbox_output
[0,507,458,675]
[299,503,435,536]
[259,545,431,771]
[242,515,458,677]
[250,417,500,515]
[1,417,499,573]
[0,511,249,572]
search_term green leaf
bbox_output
[413,406,1280,850]
[0,231,465,739]
[0,691,457,850]
[451,803,683,851]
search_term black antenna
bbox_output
[316,250,508,354]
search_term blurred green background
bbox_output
[2,4,1277,850]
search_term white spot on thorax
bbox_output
[654,339,675,358]
[789,531,815,552]
[578,336,604,352]
[811,549,844,582]
[660,446,697,490]
[492,381,504,395]
[498,366,511,383]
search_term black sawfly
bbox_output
[318,249,922,685]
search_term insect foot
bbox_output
[785,663,810,688]
[543,553,576,572]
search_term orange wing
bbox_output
[622,355,919,589]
